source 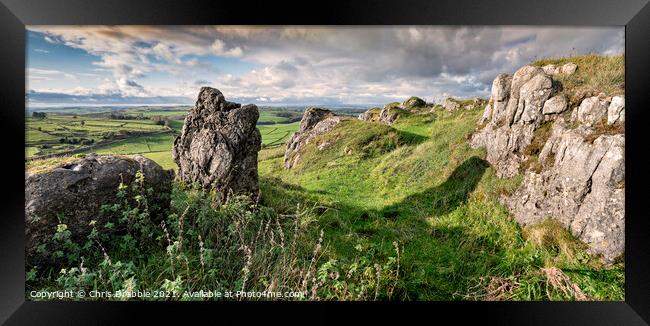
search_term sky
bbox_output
[26,26,624,108]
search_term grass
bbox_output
[532,54,624,108]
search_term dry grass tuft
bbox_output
[585,118,625,144]
[540,267,589,301]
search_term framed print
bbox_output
[1,0,649,324]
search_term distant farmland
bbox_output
[26,106,305,169]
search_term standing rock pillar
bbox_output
[172,87,261,202]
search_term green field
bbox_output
[78,132,179,169]
[26,115,172,158]
[26,107,302,169]
[258,122,300,146]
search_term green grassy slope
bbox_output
[258,104,623,300]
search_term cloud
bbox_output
[28,68,77,80]
[115,78,147,96]
[210,39,243,57]
[26,26,624,106]
[26,90,192,107]
[194,79,211,86]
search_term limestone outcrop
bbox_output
[471,61,625,263]
[172,87,261,201]
[284,108,345,169]
[358,96,428,125]
[358,107,381,122]
[607,96,625,125]
[401,96,427,109]
[503,120,624,263]
[25,154,173,266]
[470,65,553,178]
[378,104,404,125]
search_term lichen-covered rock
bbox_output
[402,96,426,109]
[172,87,261,201]
[471,65,552,177]
[485,74,512,126]
[561,63,578,75]
[25,154,173,266]
[542,95,568,115]
[510,65,545,100]
[576,96,610,126]
[478,102,492,125]
[284,108,345,169]
[504,119,624,263]
[517,74,553,123]
[378,104,405,125]
[542,62,578,76]
[358,107,381,122]
[442,98,460,111]
[607,96,625,125]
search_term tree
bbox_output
[32,112,47,119]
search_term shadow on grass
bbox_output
[396,130,430,145]
[259,156,503,300]
[380,156,489,219]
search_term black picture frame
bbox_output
[1,0,649,324]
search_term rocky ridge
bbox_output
[470,62,625,263]
[359,96,428,125]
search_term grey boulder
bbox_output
[577,96,610,126]
[284,108,345,169]
[25,154,173,266]
[471,65,552,177]
[172,87,261,202]
[542,95,568,116]
[442,98,460,111]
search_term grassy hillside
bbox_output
[258,103,623,300]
